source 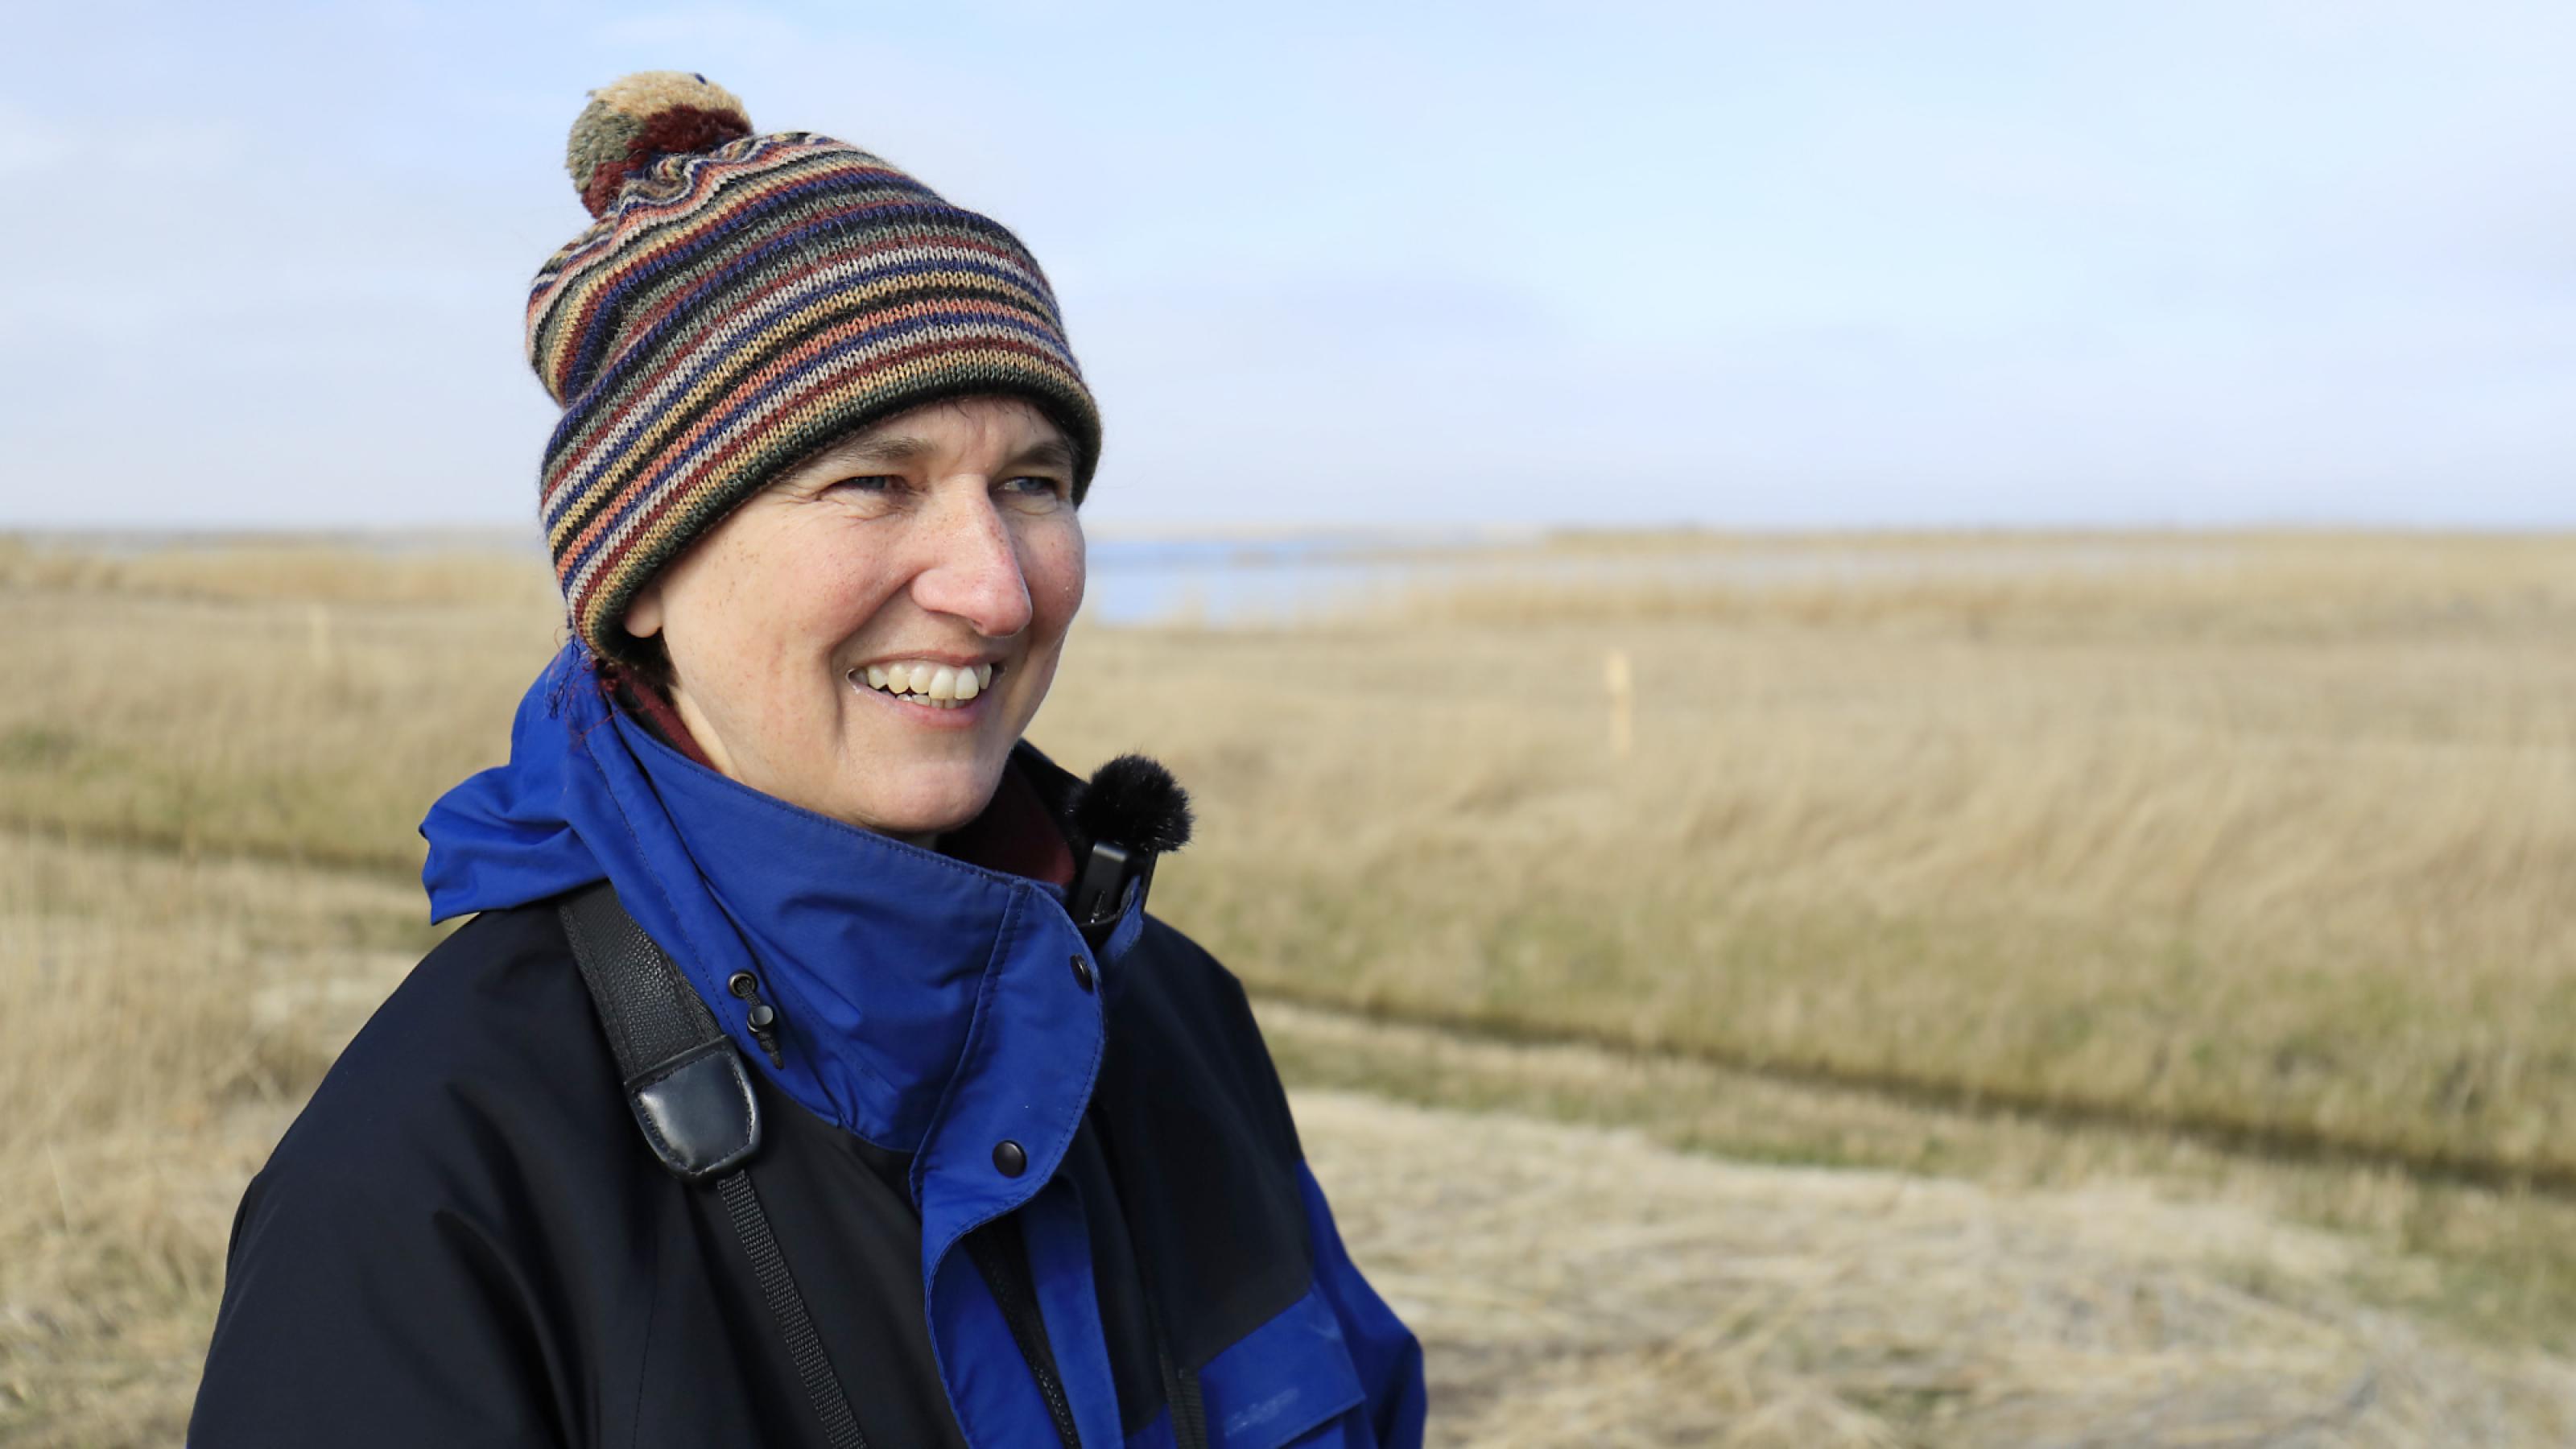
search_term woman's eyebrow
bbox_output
[826,435,936,466]
[1004,437,1077,471]
[816,436,1075,469]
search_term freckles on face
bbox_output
[999,528,1083,702]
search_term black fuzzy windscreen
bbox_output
[1069,754,1194,854]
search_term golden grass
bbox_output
[2,531,2571,1180]
[0,579,559,865]
[6,827,2574,1447]
[1257,998,2576,1357]
[0,829,433,1445]
[1047,618,2576,1189]
[0,534,559,609]
[5,528,2576,1440]
[1369,530,2576,641]
[1295,1085,2576,1446]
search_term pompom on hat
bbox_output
[526,71,1103,664]
[564,72,754,220]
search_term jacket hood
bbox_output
[419,638,1138,1157]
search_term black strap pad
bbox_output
[558,881,762,1183]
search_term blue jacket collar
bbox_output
[420,639,1131,1155]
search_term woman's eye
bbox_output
[1001,475,1071,508]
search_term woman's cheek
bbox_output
[807,571,902,654]
[1030,522,1086,626]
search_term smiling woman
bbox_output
[187,72,1423,1449]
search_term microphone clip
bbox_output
[1062,753,1194,952]
[1068,840,1156,950]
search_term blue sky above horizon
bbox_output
[2,1,2570,530]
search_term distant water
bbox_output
[1080,532,2216,626]
[1084,533,1485,625]
[16,526,2223,629]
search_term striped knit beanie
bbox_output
[527,71,1103,663]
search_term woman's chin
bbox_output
[832,767,1002,842]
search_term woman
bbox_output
[189,72,1425,1448]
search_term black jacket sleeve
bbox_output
[189,910,631,1449]
[190,1150,572,1447]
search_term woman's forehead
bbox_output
[815,398,1072,464]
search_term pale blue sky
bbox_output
[2,1,2570,528]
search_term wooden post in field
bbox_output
[1604,647,1634,758]
[308,603,333,671]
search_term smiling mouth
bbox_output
[849,660,999,712]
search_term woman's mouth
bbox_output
[850,660,998,712]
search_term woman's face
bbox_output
[623,395,1084,844]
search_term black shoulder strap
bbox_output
[556,881,869,1449]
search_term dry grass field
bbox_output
[1297,1084,2576,1446]
[4,529,2574,1444]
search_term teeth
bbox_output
[853,659,997,704]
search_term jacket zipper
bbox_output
[725,971,786,1067]
[965,1222,1084,1449]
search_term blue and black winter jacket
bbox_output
[189,642,1426,1448]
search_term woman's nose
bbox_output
[908,489,1034,638]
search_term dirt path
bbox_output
[1294,1089,2576,1447]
